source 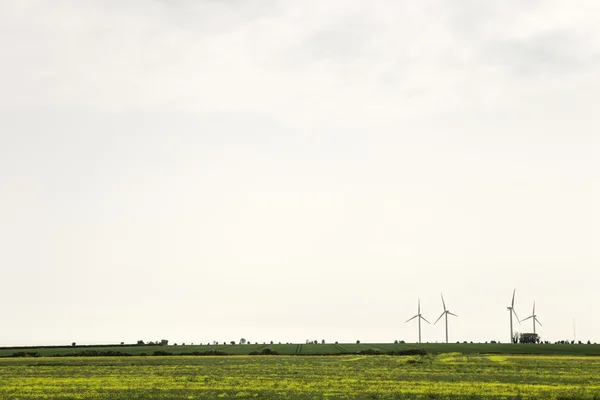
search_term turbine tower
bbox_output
[520,301,543,334]
[405,299,430,343]
[507,289,520,343]
[434,293,458,343]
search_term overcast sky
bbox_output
[1,1,598,347]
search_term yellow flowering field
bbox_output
[0,354,598,399]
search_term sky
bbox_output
[0,0,598,347]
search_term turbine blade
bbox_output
[420,316,431,324]
[533,301,535,315]
[405,315,418,323]
[441,293,447,311]
[448,312,458,318]
[511,289,515,307]
[434,312,445,325]
[418,298,421,314]
[512,309,520,323]
[535,317,543,327]
[521,316,533,323]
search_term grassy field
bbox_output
[2,342,600,357]
[0,354,598,399]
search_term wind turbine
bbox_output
[405,299,430,343]
[520,301,543,334]
[507,289,520,343]
[434,294,458,343]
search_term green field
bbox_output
[2,342,600,357]
[0,354,598,399]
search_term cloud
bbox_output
[1,0,598,131]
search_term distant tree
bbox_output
[240,338,247,345]
[588,340,592,345]
[160,339,168,346]
[322,339,325,344]
[71,342,76,347]
[399,340,405,344]
[270,341,274,345]
[356,340,360,344]
[137,340,145,346]
[519,333,540,344]
[394,340,398,344]
[173,343,178,346]
[120,342,124,346]
[334,341,338,344]
[230,341,236,345]
[182,343,185,346]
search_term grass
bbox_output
[0,354,598,399]
[1,342,599,357]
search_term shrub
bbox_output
[393,349,427,356]
[57,350,132,357]
[358,349,381,355]
[10,352,40,358]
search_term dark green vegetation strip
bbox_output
[0,354,598,399]
[2,343,599,357]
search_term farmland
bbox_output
[2,342,600,357]
[0,353,598,399]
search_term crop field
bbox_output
[2,342,600,357]
[0,354,598,399]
